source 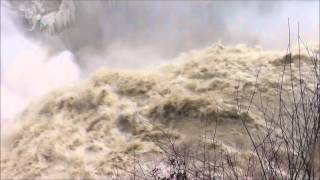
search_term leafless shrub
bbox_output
[122,21,319,180]
[235,21,320,179]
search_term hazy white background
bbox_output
[1,1,319,122]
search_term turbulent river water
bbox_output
[1,43,318,179]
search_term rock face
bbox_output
[1,43,316,179]
[9,0,75,34]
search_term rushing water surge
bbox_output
[1,0,319,179]
[1,43,318,178]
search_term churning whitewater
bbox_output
[1,43,318,179]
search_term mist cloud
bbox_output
[1,2,80,120]
[12,1,317,73]
[1,0,319,120]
